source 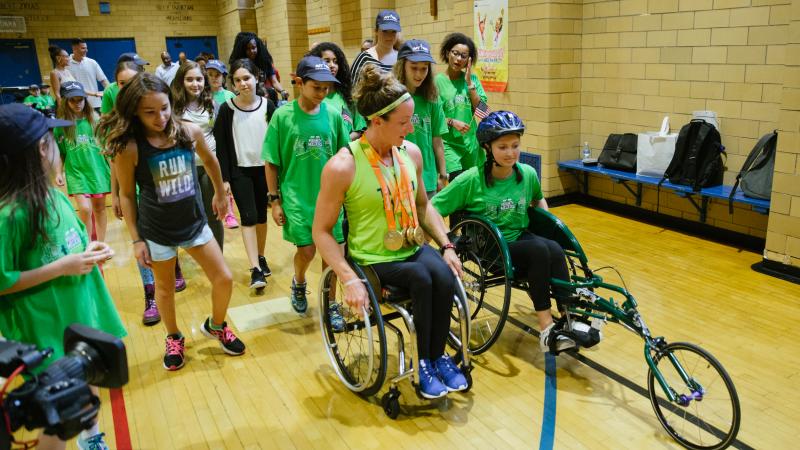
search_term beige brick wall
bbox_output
[255,0,308,87]
[0,0,220,84]
[764,0,800,267]
[579,0,791,237]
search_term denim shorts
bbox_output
[145,225,214,262]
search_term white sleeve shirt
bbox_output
[67,55,108,108]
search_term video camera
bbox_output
[0,324,127,449]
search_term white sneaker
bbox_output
[539,323,576,354]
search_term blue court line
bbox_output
[538,353,557,450]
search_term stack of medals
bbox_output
[364,138,425,251]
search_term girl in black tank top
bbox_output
[97,72,246,371]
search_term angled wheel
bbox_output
[647,342,740,450]
[381,389,401,419]
[449,217,512,355]
[319,265,387,397]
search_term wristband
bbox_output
[343,278,363,287]
[467,85,476,90]
[447,118,453,127]
[132,239,145,245]
[441,243,456,253]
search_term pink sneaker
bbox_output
[224,213,239,229]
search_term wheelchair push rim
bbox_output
[647,341,741,450]
[318,266,388,397]
[449,218,513,355]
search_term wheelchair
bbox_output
[448,207,741,450]
[318,252,474,419]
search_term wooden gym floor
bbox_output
[34,203,799,449]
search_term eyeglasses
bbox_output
[449,50,469,60]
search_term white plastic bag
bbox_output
[693,110,720,131]
[636,116,678,177]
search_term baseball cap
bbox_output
[205,59,228,75]
[60,81,87,99]
[398,39,436,63]
[117,52,149,66]
[295,56,339,84]
[376,9,401,32]
[0,104,72,155]
[29,84,40,90]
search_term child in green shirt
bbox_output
[308,42,363,140]
[0,103,126,450]
[55,81,110,243]
[392,39,448,197]
[263,56,348,315]
[432,110,578,354]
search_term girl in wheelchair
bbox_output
[432,111,577,353]
[313,65,469,399]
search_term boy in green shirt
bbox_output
[23,84,48,111]
[263,56,348,314]
[206,59,236,109]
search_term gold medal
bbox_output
[413,226,425,246]
[384,230,404,251]
[402,228,414,247]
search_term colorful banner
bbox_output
[474,0,508,92]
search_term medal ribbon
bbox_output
[361,138,418,232]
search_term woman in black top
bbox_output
[228,32,287,104]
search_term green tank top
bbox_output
[345,139,420,265]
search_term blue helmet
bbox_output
[476,110,525,147]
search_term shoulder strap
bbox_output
[689,123,713,190]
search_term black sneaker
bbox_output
[200,317,246,355]
[291,278,308,314]
[250,267,267,290]
[163,334,185,371]
[258,256,272,277]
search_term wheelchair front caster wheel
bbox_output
[382,390,401,419]
[462,369,473,393]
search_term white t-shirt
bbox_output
[67,55,108,108]
[155,62,180,87]
[179,106,216,166]
[229,97,268,168]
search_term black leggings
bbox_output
[197,166,224,251]
[508,232,570,311]
[229,166,268,226]
[370,245,455,361]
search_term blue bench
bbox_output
[557,159,770,223]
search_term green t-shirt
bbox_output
[41,94,56,110]
[435,72,487,173]
[0,189,127,372]
[324,90,356,136]
[23,95,48,111]
[262,100,348,246]
[54,118,111,195]
[405,94,447,193]
[213,89,236,106]
[432,164,543,242]
[100,82,119,114]
[344,140,419,265]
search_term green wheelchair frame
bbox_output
[448,207,741,450]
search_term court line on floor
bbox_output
[538,353,557,450]
[110,387,132,450]
[501,314,754,450]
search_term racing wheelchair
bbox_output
[447,207,741,450]
[318,254,474,419]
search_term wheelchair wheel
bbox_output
[319,266,387,397]
[647,342,740,450]
[449,218,512,355]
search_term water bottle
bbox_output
[581,141,591,160]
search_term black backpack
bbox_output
[728,131,777,213]
[660,119,726,191]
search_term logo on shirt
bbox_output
[411,113,430,129]
[486,196,526,219]
[147,149,196,204]
[293,134,334,160]
[41,227,85,265]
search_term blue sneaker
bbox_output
[77,432,110,450]
[434,354,468,392]
[329,303,345,333]
[418,359,448,399]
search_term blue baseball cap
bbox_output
[398,39,436,63]
[117,52,148,66]
[60,80,86,99]
[376,9,401,32]
[205,59,228,75]
[0,103,72,155]
[295,56,339,84]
